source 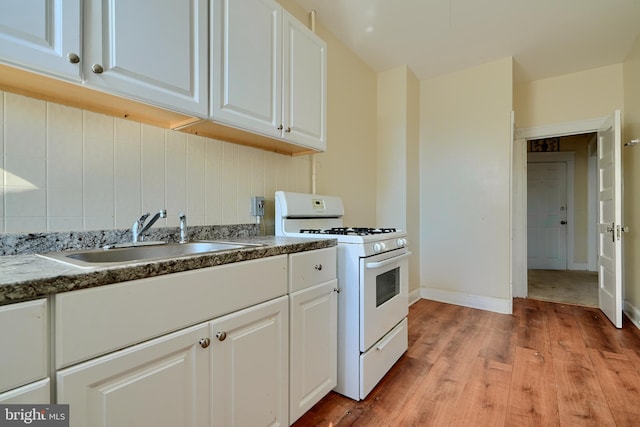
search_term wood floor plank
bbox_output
[573,306,623,353]
[546,302,589,355]
[449,357,512,426]
[552,350,616,426]
[515,301,551,353]
[587,348,640,426]
[406,301,460,363]
[505,347,560,427]
[394,312,489,426]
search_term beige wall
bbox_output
[377,65,421,295]
[623,33,640,324]
[420,57,514,309]
[515,64,624,128]
[278,0,378,227]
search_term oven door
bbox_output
[359,249,410,352]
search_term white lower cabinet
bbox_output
[57,323,210,427]
[288,247,338,424]
[0,299,49,401]
[289,281,337,424]
[211,296,289,427]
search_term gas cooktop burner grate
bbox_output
[299,227,397,236]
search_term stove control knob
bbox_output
[373,242,386,253]
[396,238,407,248]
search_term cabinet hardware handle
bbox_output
[91,64,104,74]
[284,127,291,133]
[277,124,283,130]
[216,331,227,341]
[314,264,322,271]
[199,338,210,348]
[67,53,80,64]
[333,288,340,293]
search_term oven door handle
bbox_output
[365,252,412,269]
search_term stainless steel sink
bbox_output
[38,241,263,268]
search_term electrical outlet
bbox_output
[251,196,265,216]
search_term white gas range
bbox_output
[275,191,410,400]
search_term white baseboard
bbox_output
[624,300,640,330]
[419,287,512,314]
[569,262,589,271]
[408,288,421,306]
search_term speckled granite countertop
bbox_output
[0,236,336,306]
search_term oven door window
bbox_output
[376,267,400,307]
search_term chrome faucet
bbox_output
[178,211,189,243]
[132,209,167,243]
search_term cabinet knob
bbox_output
[314,264,322,271]
[91,64,104,74]
[216,331,227,341]
[334,288,340,293]
[277,124,283,131]
[199,338,211,348]
[284,127,291,133]
[67,53,80,64]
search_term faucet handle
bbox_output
[138,212,151,224]
[178,211,188,243]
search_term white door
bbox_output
[0,0,81,81]
[83,0,208,116]
[597,110,623,328]
[211,0,282,137]
[527,162,568,270]
[210,296,288,427]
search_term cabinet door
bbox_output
[0,299,48,394]
[83,0,208,117]
[289,280,338,423]
[211,0,282,138]
[211,296,288,427]
[282,11,327,151]
[0,0,81,81]
[57,323,209,427]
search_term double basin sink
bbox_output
[39,241,263,268]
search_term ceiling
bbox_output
[291,0,640,82]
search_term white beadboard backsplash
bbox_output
[0,92,311,233]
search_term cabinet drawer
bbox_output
[0,299,48,393]
[289,247,336,293]
[0,379,50,404]
[359,318,407,400]
[56,255,287,369]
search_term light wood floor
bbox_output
[294,298,640,427]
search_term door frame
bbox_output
[512,116,607,298]
[527,153,574,270]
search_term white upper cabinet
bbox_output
[211,0,282,138]
[83,0,208,117]
[0,0,81,81]
[282,11,327,151]
[211,0,327,152]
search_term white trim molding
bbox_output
[517,117,608,140]
[408,288,422,306]
[420,287,512,314]
[624,300,640,330]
